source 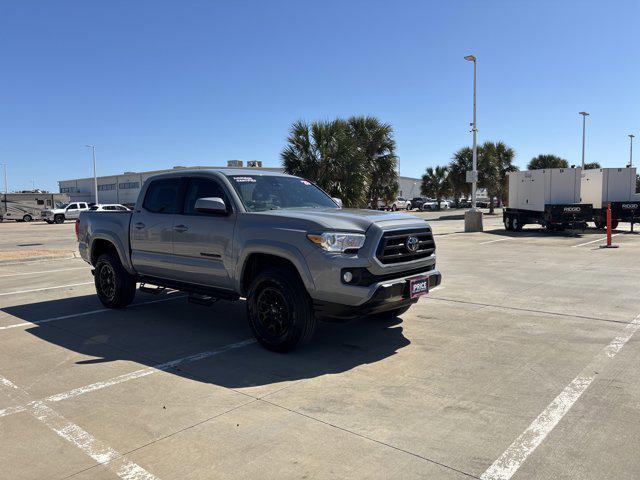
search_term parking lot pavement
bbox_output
[1,218,639,479]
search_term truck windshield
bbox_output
[229,175,338,212]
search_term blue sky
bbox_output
[0,0,638,191]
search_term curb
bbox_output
[0,251,80,266]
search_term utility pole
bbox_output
[85,145,98,204]
[579,112,589,169]
[1,164,7,217]
[464,55,483,232]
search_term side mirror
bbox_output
[195,197,227,214]
[332,197,343,208]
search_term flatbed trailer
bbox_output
[504,168,593,231]
[580,167,638,229]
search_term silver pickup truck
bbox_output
[77,169,441,351]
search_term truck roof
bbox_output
[150,168,297,179]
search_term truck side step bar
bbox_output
[139,283,167,295]
[137,275,239,302]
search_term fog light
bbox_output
[342,271,353,283]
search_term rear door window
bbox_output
[143,179,184,214]
[68,204,78,210]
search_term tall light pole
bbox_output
[464,54,482,232]
[628,134,635,167]
[579,112,589,169]
[85,145,98,204]
[1,164,7,195]
[1,164,7,218]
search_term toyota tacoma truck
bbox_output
[76,170,441,351]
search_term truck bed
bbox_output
[77,210,133,267]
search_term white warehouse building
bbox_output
[58,161,421,206]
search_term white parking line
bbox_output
[480,312,640,480]
[0,282,93,297]
[0,338,255,418]
[0,294,184,330]
[0,266,88,278]
[572,233,622,248]
[479,238,509,245]
[0,374,159,480]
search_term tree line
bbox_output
[281,116,612,210]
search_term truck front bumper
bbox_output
[313,269,441,321]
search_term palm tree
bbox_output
[347,116,399,207]
[528,154,569,170]
[482,141,517,208]
[421,166,449,210]
[448,148,473,207]
[282,119,367,207]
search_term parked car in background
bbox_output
[420,199,438,211]
[410,197,429,210]
[379,197,411,211]
[457,198,472,208]
[42,201,91,224]
[89,204,131,212]
[420,199,450,211]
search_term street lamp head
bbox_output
[629,134,635,139]
[579,111,589,116]
[464,55,476,62]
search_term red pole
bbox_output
[606,203,612,246]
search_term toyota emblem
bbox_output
[406,236,419,252]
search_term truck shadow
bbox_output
[3,293,410,389]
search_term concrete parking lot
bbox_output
[1,212,639,479]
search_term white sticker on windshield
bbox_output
[234,176,256,183]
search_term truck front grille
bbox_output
[376,228,435,264]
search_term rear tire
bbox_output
[23,214,33,222]
[391,204,397,211]
[247,267,316,352]
[94,252,136,308]
[512,216,523,232]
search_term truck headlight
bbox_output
[307,232,366,253]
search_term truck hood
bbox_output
[253,208,428,232]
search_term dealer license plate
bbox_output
[409,276,429,299]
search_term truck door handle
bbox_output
[174,224,189,233]
[134,222,145,229]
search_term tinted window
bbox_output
[143,179,183,214]
[37,199,44,205]
[228,175,337,212]
[68,204,78,209]
[183,178,228,215]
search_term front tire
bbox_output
[94,252,136,308]
[247,267,316,352]
[504,216,512,231]
[54,215,65,224]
